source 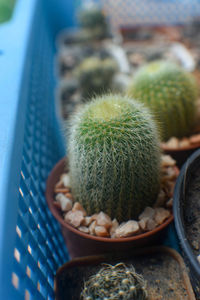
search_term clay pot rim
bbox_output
[161,141,200,152]
[173,148,200,276]
[46,157,174,244]
[56,245,196,300]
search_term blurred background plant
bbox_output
[0,0,16,24]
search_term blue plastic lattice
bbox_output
[101,0,200,30]
[0,0,76,299]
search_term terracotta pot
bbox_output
[46,158,175,258]
[55,246,195,300]
[162,142,200,168]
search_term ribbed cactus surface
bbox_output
[81,263,148,300]
[128,61,198,141]
[67,95,161,222]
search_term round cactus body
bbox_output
[67,95,161,222]
[128,60,199,141]
[75,57,117,99]
[81,263,148,300]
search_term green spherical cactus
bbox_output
[74,57,117,99]
[127,60,199,141]
[78,7,108,40]
[67,95,161,222]
[81,263,148,300]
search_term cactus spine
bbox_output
[67,95,161,222]
[81,263,148,300]
[128,60,199,141]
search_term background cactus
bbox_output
[127,60,199,141]
[74,57,118,99]
[81,263,148,300]
[78,6,109,40]
[67,95,161,222]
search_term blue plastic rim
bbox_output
[0,0,200,299]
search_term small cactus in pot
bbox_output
[74,57,118,99]
[81,263,148,300]
[127,60,199,141]
[78,6,109,40]
[67,94,161,222]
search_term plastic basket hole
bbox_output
[37,281,41,292]
[27,245,32,255]
[16,225,22,238]
[25,289,30,300]
[26,266,31,278]
[19,187,24,198]
[14,248,20,262]
[12,273,19,289]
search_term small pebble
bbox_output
[146,219,157,231]
[110,219,119,238]
[95,225,109,237]
[165,137,179,148]
[139,207,155,220]
[89,220,97,235]
[96,212,112,229]
[154,208,170,225]
[82,216,92,227]
[54,187,70,194]
[65,192,73,200]
[154,189,167,207]
[161,155,176,167]
[61,173,71,187]
[115,221,140,238]
[90,214,99,221]
[64,210,84,228]
[192,240,199,251]
[179,138,190,148]
[55,193,72,211]
[72,202,87,216]
[189,134,200,145]
[78,226,89,234]
[138,218,148,231]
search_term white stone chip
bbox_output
[55,193,72,212]
[110,219,119,238]
[64,210,84,228]
[72,202,87,216]
[161,154,176,167]
[115,221,139,238]
[95,226,109,237]
[139,207,155,220]
[154,208,170,225]
[61,173,71,187]
[96,212,112,229]
[89,220,97,235]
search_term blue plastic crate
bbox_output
[0,0,76,299]
[0,0,199,299]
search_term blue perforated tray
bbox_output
[0,0,199,299]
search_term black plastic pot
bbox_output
[173,148,200,299]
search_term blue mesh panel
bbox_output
[11,4,69,300]
[101,0,200,30]
[0,0,72,299]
